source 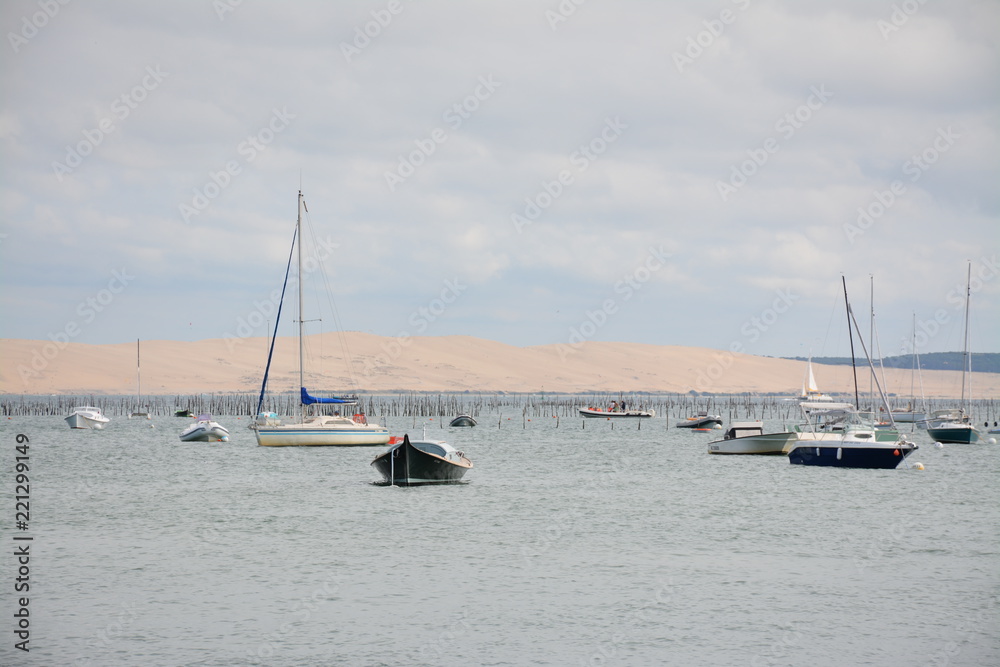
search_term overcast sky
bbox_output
[2,0,997,361]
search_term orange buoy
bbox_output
[894,449,900,456]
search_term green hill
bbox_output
[782,352,1000,374]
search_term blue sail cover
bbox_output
[300,387,353,405]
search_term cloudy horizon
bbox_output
[2,0,997,362]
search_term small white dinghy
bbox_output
[179,414,230,442]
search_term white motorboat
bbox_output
[65,406,111,430]
[179,415,230,442]
[252,190,389,448]
[786,277,918,469]
[707,421,796,455]
[788,408,917,468]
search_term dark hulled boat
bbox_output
[372,434,473,486]
[786,437,918,469]
[449,414,478,427]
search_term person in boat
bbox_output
[610,401,618,412]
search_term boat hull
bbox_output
[449,415,477,427]
[677,416,722,429]
[926,425,980,444]
[180,423,230,442]
[889,411,926,423]
[65,410,110,430]
[579,408,655,418]
[787,443,917,469]
[708,432,796,455]
[371,438,471,486]
[255,425,390,447]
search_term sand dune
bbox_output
[1,333,996,398]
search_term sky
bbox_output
[1,0,998,361]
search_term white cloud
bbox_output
[0,0,996,356]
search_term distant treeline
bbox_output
[782,352,1000,374]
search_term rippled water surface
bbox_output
[2,412,998,666]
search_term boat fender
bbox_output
[893,449,900,456]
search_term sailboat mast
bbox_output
[842,276,860,408]
[136,339,141,404]
[961,260,971,412]
[297,190,306,421]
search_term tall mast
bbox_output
[297,190,305,421]
[842,276,859,409]
[961,260,971,412]
[136,339,141,402]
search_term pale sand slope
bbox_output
[1,333,997,397]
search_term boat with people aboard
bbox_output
[371,434,473,486]
[579,405,655,418]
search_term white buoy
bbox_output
[988,437,997,445]
[913,462,924,470]
[935,442,944,448]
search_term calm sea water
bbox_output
[2,410,998,667]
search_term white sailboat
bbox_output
[253,190,390,447]
[800,356,834,402]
